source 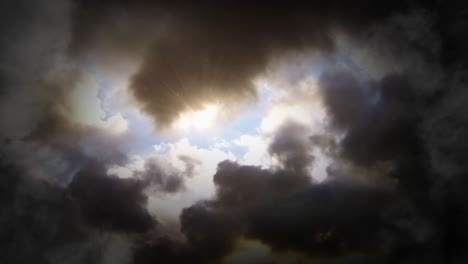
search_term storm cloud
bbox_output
[2,0,468,264]
[69,0,433,127]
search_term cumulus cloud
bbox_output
[268,120,314,172]
[68,0,430,127]
[69,164,156,233]
[135,157,186,194]
[136,5,468,261]
[2,1,468,264]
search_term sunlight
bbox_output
[175,103,220,131]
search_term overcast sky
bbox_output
[1,1,468,264]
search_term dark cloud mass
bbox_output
[2,0,468,264]
[136,157,313,264]
[133,155,206,194]
[70,0,431,127]
[69,164,156,233]
[247,183,394,256]
[269,121,315,172]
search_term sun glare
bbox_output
[175,103,220,131]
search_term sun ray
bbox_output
[175,103,220,131]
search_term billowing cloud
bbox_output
[68,0,431,127]
[247,183,395,256]
[268,120,314,172]
[318,69,429,199]
[0,0,77,139]
[69,164,156,233]
[135,126,316,263]
[2,1,468,264]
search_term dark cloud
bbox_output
[188,157,434,262]
[313,8,468,260]
[318,69,372,129]
[135,157,186,193]
[269,120,314,172]
[177,155,201,178]
[133,125,318,262]
[0,126,158,263]
[133,236,191,264]
[318,69,432,202]
[2,0,468,264]
[134,151,313,263]
[0,156,21,205]
[69,164,156,233]
[27,111,130,165]
[212,160,310,209]
[319,71,421,165]
[247,183,395,256]
[421,76,468,264]
[69,0,431,127]
[0,1,137,260]
[0,0,77,139]
[0,155,151,264]
[181,201,243,262]
[0,157,88,264]
[135,159,429,263]
[133,5,468,261]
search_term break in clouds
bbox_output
[1,0,468,263]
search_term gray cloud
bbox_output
[68,1,430,127]
[135,158,186,194]
[2,1,468,264]
[269,120,314,173]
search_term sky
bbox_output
[1,1,468,264]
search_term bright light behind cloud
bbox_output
[234,135,270,167]
[147,138,237,222]
[260,76,327,135]
[153,138,236,197]
[81,57,333,225]
[68,72,128,134]
[175,103,220,131]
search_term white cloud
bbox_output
[213,139,232,149]
[234,135,271,167]
[104,57,336,223]
[144,138,237,222]
[259,74,327,135]
[106,155,145,178]
[67,72,128,134]
[154,138,236,197]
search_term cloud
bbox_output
[247,183,395,256]
[0,156,91,263]
[67,1,429,127]
[318,69,428,197]
[135,160,398,263]
[0,0,78,139]
[135,157,186,193]
[134,123,318,262]
[177,155,202,178]
[234,135,270,167]
[67,73,129,134]
[153,138,237,198]
[3,1,468,264]
[134,6,468,261]
[69,163,156,233]
[133,121,319,262]
[0,122,161,263]
[268,120,314,172]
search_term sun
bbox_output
[175,103,220,131]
